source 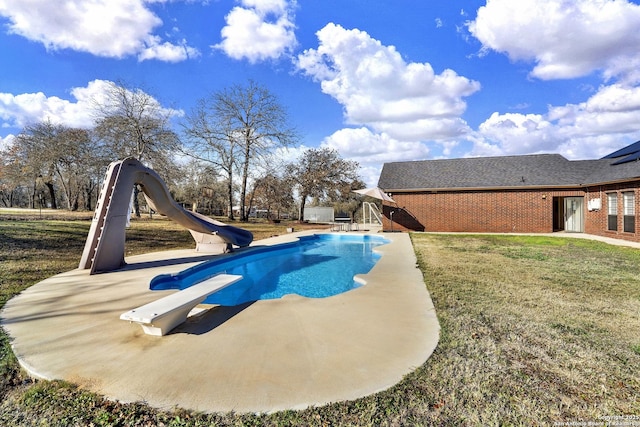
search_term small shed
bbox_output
[304,207,334,223]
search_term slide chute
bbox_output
[79,158,253,274]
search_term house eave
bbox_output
[384,175,640,193]
[582,177,640,188]
[383,184,583,193]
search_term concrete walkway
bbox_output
[1,230,440,414]
[543,231,640,248]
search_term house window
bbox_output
[623,191,635,233]
[607,193,617,231]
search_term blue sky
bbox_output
[1,0,640,187]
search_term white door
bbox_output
[564,197,584,232]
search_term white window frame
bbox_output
[608,193,617,214]
[623,191,635,233]
[607,193,618,231]
[623,192,635,215]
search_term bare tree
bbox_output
[249,172,294,220]
[93,81,179,160]
[50,128,94,211]
[0,144,29,207]
[93,81,180,216]
[11,121,106,211]
[79,141,109,211]
[285,147,361,222]
[182,98,239,219]
[182,80,297,221]
[333,176,367,221]
[12,120,63,209]
[171,159,227,215]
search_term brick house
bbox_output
[377,141,640,243]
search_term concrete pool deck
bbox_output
[1,230,440,413]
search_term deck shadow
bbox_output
[117,255,217,272]
[170,301,256,335]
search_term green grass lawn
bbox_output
[1,214,639,426]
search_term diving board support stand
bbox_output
[120,274,242,336]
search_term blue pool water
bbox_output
[150,234,389,306]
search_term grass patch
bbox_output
[1,217,639,425]
[411,234,640,424]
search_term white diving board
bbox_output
[120,274,242,336]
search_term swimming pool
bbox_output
[150,233,389,306]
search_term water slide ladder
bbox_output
[78,159,126,273]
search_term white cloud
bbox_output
[296,23,480,142]
[0,0,199,61]
[273,144,309,166]
[241,0,289,15]
[0,79,182,131]
[475,112,555,155]
[138,37,201,63]
[468,0,640,83]
[0,91,91,130]
[321,127,431,187]
[580,84,640,114]
[322,127,430,163]
[0,134,15,152]
[213,0,297,63]
[273,128,432,187]
[467,1,640,160]
[473,83,640,159]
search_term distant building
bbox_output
[304,206,335,223]
[377,141,640,243]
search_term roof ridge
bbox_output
[384,152,566,166]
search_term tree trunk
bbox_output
[299,194,308,222]
[30,181,37,209]
[240,145,250,222]
[245,181,259,222]
[226,176,234,221]
[55,168,73,210]
[45,182,57,209]
[133,185,141,217]
[84,185,93,211]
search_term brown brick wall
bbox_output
[585,184,640,243]
[381,184,640,244]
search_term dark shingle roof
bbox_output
[583,157,640,185]
[378,146,640,192]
